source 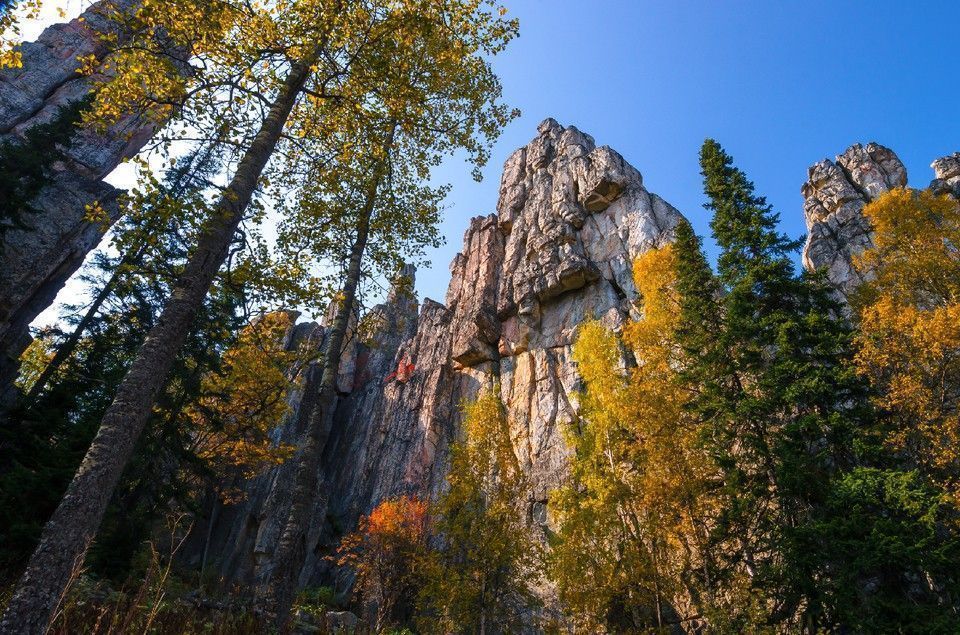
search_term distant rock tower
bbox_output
[802,143,960,299]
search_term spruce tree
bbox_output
[674,140,871,629]
[0,148,246,581]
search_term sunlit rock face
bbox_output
[800,142,908,298]
[188,120,685,590]
[0,0,165,406]
[801,143,960,299]
[931,152,960,199]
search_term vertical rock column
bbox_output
[800,143,907,297]
[185,120,688,595]
[931,153,960,199]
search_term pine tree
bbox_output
[0,150,248,582]
[2,2,518,629]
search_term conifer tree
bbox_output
[0,149,247,582]
[660,151,960,631]
[0,98,88,237]
[0,3,516,631]
[677,140,870,629]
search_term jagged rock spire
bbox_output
[183,119,686,589]
[932,153,960,198]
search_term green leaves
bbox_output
[798,468,960,632]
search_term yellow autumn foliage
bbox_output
[418,384,542,634]
[854,187,960,501]
[15,334,56,394]
[0,0,46,69]
[551,244,716,629]
[188,312,306,485]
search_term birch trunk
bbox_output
[262,123,396,625]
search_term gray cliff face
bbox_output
[6,2,960,614]
[189,119,685,590]
[801,143,960,299]
[196,129,960,597]
[0,0,161,402]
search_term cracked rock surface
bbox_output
[186,120,684,590]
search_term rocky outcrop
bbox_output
[801,144,960,297]
[0,0,167,406]
[932,153,960,198]
[188,119,684,591]
[194,123,960,604]
[800,143,907,297]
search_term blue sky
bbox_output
[24,1,960,322]
[418,0,960,303]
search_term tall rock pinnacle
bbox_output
[186,119,686,588]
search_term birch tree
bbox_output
[0,1,516,631]
[259,3,518,621]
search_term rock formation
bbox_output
[802,143,960,299]
[187,119,685,591]
[191,127,960,600]
[932,152,960,199]
[800,142,907,298]
[4,7,956,602]
[0,0,164,405]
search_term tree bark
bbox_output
[0,58,313,635]
[261,122,396,626]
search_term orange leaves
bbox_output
[337,496,429,570]
[335,495,429,631]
